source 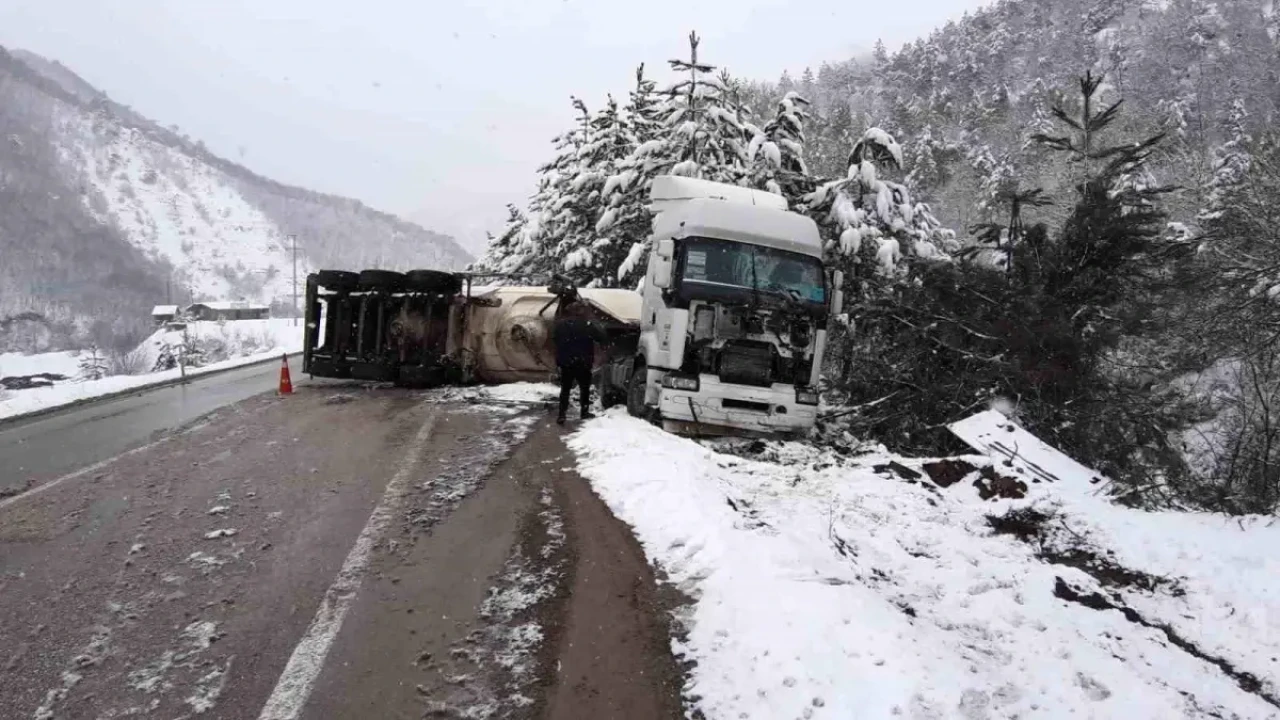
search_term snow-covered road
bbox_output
[569,412,1280,720]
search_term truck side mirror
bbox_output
[652,238,675,289]
[652,256,673,289]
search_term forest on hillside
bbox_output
[475,0,1280,514]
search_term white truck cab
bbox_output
[622,176,844,436]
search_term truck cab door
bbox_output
[642,237,688,371]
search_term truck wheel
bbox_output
[406,269,463,295]
[317,270,359,291]
[626,360,648,418]
[359,269,407,291]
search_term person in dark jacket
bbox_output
[552,298,607,425]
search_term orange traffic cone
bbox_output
[278,353,293,395]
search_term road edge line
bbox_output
[256,408,440,720]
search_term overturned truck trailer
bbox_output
[301,269,640,397]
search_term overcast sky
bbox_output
[0,0,990,254]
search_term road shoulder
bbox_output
[537,427,686,720]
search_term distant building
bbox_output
[151,305,179,325]
[185,301,270,322]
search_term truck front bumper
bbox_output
[658,375,817,435]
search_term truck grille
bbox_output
[718,341,774,387]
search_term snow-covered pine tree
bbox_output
[559,95,638,286]
[904,125,943,194]
[597,37,751,287]
[804,126,956,280]
[625,63,663,149]
[470,205,532,276]
[78,345,108,380]
[505,98,593,278]
[589,65,667,288]
[544,98,598,271]
[747,91,812,205]
[1199,98,1252,223]
[648,31,748,183]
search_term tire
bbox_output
[358,269,407,291]
[405,269,463,295]
[626,359,649,418]
[316,270,359,291]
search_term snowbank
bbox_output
[568,412,1280,719]
[0,350,82,380]
[137,319,301,371]
[0,321,302,420]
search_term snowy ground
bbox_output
[0,350,83,385]
[568,411,1280,720]
[0,320,302,420]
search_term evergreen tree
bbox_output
[625,63,663,149]
[470,205,532,275]
[804,126,955,280]
[508,98,593,278]
[1199,98,1252,222]
[598,35,750,286]
[904,125,942,193]
[78,345,108,380]
[559,96,637,286]
[1030,72,1172,336]
[747,91,812,204]
[592,65,666,287]
[645,31,748,183]
[872,39,889,69]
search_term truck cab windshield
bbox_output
[678,237,825,307]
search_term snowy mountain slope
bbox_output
[569,414,1280,719]
[0,45,469,353]
[61,114,298,305]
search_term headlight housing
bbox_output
[661,373,700,392]
[795,388,820,406]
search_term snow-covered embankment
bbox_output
[0,319,302,420]
[568,412,1280,719]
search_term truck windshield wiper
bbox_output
[765,282,804,304]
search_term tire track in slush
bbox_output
[256,409,440,720]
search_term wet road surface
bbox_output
[0,359,299,497]
[0,383,683,719]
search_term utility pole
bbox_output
[291,234,298,327]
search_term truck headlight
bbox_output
[661,374,700,392]
[795,388,820,405]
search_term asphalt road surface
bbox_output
[0,381,683,719]
[0,359,299,498]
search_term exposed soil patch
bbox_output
[987,507,1051,544]
[922,459,976,488]
[972,466,1028,500]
